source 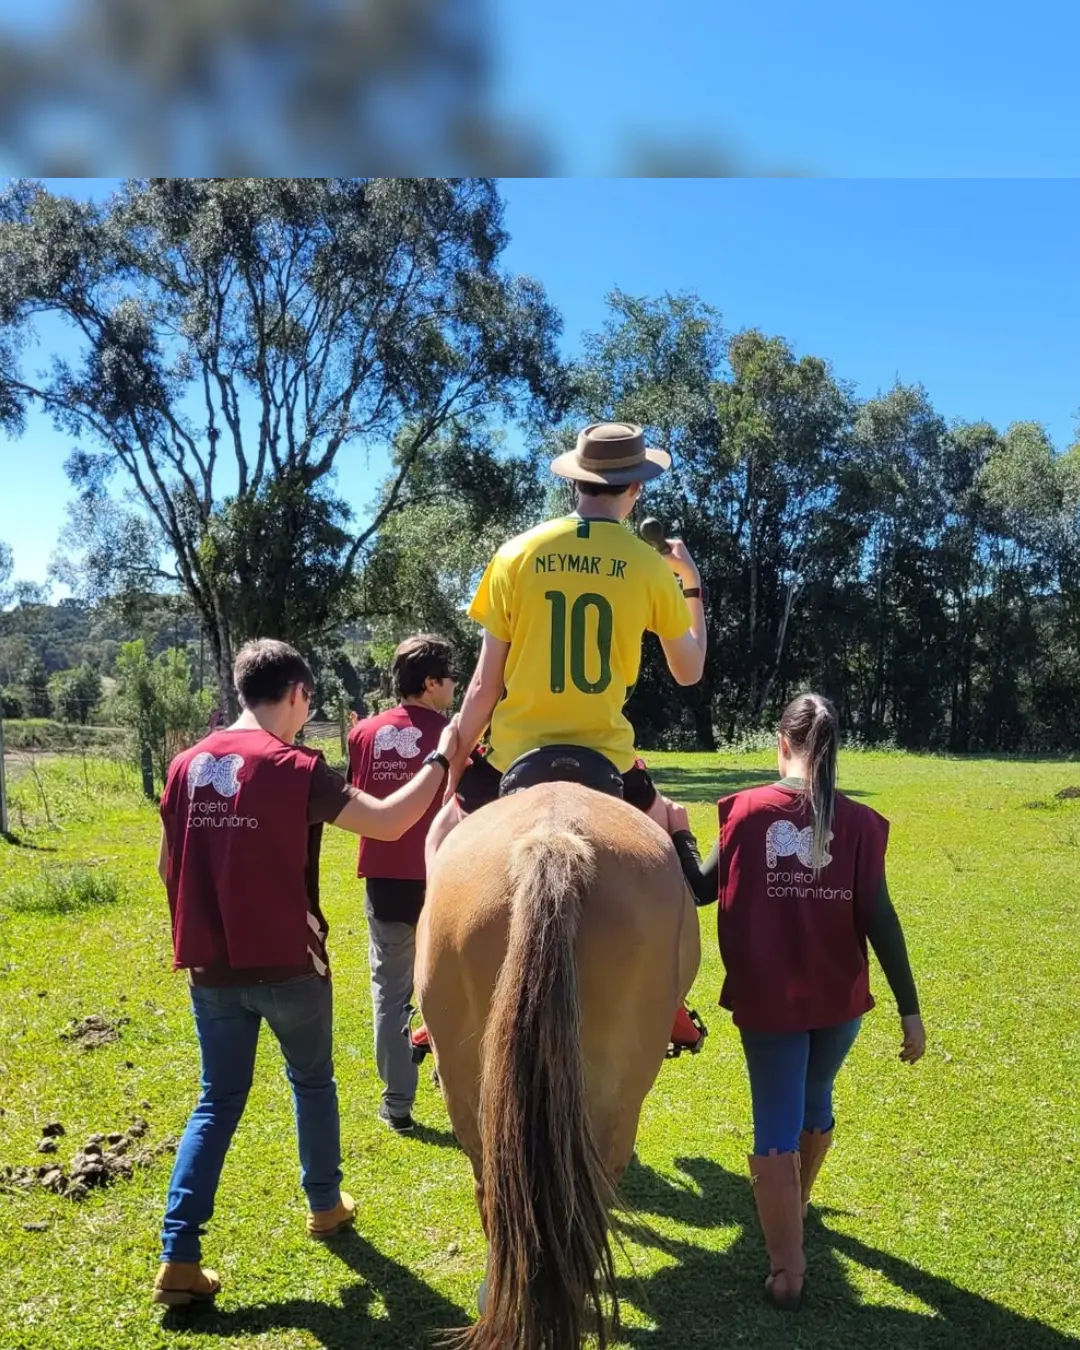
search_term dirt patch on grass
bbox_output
[59,1014,130,1051]
[1024,787,1080,809]
[1,1116,178,1201]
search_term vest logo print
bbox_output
[187,752,244,799]
[765,819,832,869]
[374,725,423,759]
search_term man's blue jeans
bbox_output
[161,973,343,1263]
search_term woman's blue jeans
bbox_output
[739,1016,862,1155]
[161,973,343,1263]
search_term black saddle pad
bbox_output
[498,745,624,800]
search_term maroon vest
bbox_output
[347,704,446,882]
[160,729,322,972]
[716,784,889,1032]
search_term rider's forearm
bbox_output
[667,555,707,658]
[686,596,707,655]
[455,675,502,765]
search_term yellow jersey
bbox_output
[468,515,692,773]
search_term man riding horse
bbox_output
[426,419,708,857]
[414,422,709,1349]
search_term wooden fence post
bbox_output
[139,737,155,801]
[0,714,8,836]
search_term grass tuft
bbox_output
[4,865,126,916]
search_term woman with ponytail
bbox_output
[666,693,925,1311]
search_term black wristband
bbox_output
[682,585,707,603]
[423,751,450,775]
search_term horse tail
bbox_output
[462,826,619,1350]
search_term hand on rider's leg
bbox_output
[425,797,465,873]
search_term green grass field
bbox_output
[2,750,1079,1350]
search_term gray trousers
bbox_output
[368,917,418,1115]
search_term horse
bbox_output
[414,780,701,1350]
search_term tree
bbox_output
[52,492,171,605]
[360,424,546,666]
[711,331,854,717]
[0,539,11,606]
[1,687,24,718]
[0,178,566,714]
[975,422,1071,750]
[0,634,33,688]
[840,385,952,743]
[935,420,997,751]
[21,659,53,719]
[51,664,104,725]
[0,540,49,611]
[113,640,209,787]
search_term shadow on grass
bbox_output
[163,1156,1068,1349]
[616,1156,1074,1349]
[410,1121,461,1150]
[162,1228,471,1349]
[650,765,873,805]
[0,831,58,851]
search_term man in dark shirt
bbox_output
[153,639,457,1308]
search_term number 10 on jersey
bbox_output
[545,591,613,694]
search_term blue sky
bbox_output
[1,177,1079,591]
[495,0,1080,176]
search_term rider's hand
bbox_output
[899,1014,926,1065]
[443,736,473,804]
[664,798,691,836]
[664,538,701,588]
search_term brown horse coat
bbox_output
[415,782,700,1350]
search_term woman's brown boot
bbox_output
[799,1127,833,1218]
[748,1151,805,1310]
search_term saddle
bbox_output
[497,744,624,800]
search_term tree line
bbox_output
[1,180,1077,753]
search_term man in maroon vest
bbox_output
[152,639,457,1308]
[347,634,457,1133]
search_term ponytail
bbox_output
[778,694,839,873]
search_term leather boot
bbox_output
[799,1127,833,1218]
[748,1151,805,1310]
[307,1191,357,1239]
[152,1262,221,1307]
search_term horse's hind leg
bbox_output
[421,991,483,1178]
[594,1100,647,1187]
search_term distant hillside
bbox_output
[0,594,203,685]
